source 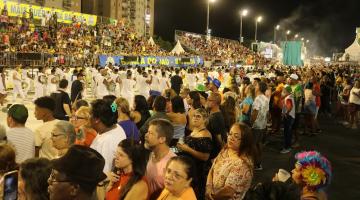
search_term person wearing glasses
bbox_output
[176,108,212,200]
[50,121,76,157]
[157,156,197,200]
[70,106,97,147]
[47,145,107,200]
[206,123,255,200]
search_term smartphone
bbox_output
[3,170,18,200]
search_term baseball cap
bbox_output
[290,74,299,80]
[7,104,28,124]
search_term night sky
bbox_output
[154,0,360,56]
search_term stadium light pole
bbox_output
[274,24,280,43]
[294,34,299,40]
[239,9,248,44]
[206,0,216,35]
[254,16,262,42]
[286,30,291,41]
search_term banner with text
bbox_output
[0,0,97,26]
[99,55,204,67]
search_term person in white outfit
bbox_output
[120,70,136,108]
[96,69,110,99]
[0,67,7,106]
[12,66,25,102]
[34,67,47,100]
[21,66,31,95]
[47,68,58,95]
[136,71,151,99]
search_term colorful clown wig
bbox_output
[295,151,332,191]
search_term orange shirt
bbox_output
[106,173,148,200]
[157,187,197,200]
[74,127,97,147]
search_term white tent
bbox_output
[148,37,156,46]
[342,28,360,62]
[171,40,186,55]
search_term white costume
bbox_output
[121,78,136,107]
[34,72,46,99]
[12,70,25,101]
[47,74,57,95]
[96,75,109,99]
[136,75,150,99]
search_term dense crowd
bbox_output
[0,62,358,200]
[176,32,268,64]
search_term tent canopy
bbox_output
[171,40,186,55]
[343,28,360,61]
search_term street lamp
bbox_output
[306,39,310,43]
[286,30,291,40]
[239,9,248,43]
[206,0,216,35]
[294,34,299,39]
[254,16,262,42]
[301,37,304,41]
[274,24,280,43]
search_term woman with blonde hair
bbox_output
[70,106,97,147]
[116,97,140,141]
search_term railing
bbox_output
[0,52,95,68]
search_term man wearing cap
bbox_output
[6,104,35,163]
[48,145,107,200]
[34,96,60,159]
[289,74,303,148]
[209,79,221,93]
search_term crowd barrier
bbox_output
[0,52,204,68]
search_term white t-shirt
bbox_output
[90,125,126,173]
[13,71,21,84]
[252,94,269,130]
[34,119,60,160]
[7,127,35,163]
[150,75,160,92]
[121,78,136,96]
[96,75,109,98]
[159,77,169,93]
[349,87,360,105]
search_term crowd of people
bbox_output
[3,60,358,199]
[0,4,360,200]
[176,32,268,64]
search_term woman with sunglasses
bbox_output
[157,156,197,200]
[177,108,212,200]
[70,106,97,147]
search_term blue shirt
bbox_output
[118,120,140,141]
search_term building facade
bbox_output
[12,0,81,12]
[82,0,154,37]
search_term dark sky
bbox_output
[154,0,360,56]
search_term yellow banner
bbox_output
[0,0,97,26]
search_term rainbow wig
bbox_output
[295,151,332,191]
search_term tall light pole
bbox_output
[254,16,262,42]
[206,0,216,35]
[286,30,291,41]
[294,34,299,40]
[274,24,280,43]
[239,9,248,43]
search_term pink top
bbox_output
[146,150,176,196]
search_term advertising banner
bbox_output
[99,55,204,67]
[0,0,97,26]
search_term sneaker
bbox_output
[280,148,292,154]
[254,164,263,171]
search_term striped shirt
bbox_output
[7,127,35,163]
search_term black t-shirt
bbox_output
[71,80,83,102]
[206,111,227,158]
[51,90,71,120]
[170,75,183,94]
